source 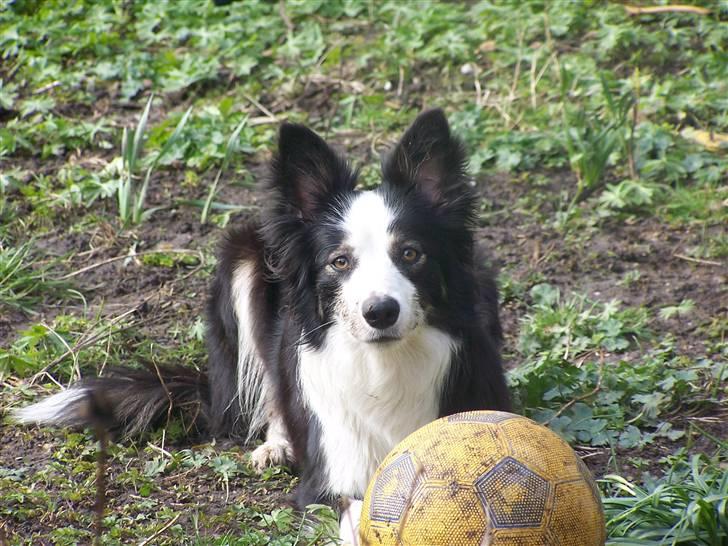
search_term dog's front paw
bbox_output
[250,440,294,472]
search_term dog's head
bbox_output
[262,109,476,347]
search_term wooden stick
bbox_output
[137,513,181,546]
[674,253,722,267]
[59,249,202,280]
[543,355,605,426]
[624,5,710,15]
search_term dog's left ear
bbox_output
[382,109,469,206]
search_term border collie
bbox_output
[12,109,511,508]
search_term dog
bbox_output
[12,108,511,509]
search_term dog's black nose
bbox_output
[362,296,400,329]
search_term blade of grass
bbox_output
[129,94,154,175]
[118,127,131,223]
[178,198,257,212]
[132,107,192,224]
[201,117,247,225]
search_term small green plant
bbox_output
[507,286,724,447]
[118,95,192,226]
[560,69,636,213]
[603,454,728,545]
[599,179,660,214]
[660,300,696,321]
[201,117,248,225]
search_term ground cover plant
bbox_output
[0,0,726,544]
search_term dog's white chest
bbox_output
[298,324,457,498]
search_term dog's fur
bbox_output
[13,109,511,507]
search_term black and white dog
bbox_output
[13,109,511,508]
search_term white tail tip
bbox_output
[10,387,88,427]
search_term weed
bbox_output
[598,179,661,215]
[117,95,192,226]
[559,70,635,213]
[201,117,248,225]
[660,300,696,321]
[508,286,724,448]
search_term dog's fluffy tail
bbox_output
[11,364,209,438]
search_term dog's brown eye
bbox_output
[331,256,350,271]
[402,248,419,263]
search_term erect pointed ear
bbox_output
[271,123,356,219]
[382,109,469,206]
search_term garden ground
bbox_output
[0,2,726,544]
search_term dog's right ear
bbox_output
[271,123,356,219]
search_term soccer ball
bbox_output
[359,411,606,545]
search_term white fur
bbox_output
[10,387,88,426]
[250,411,295,471]
[232,261,295,470]
[338,192,421,341]
[339,499,363,544]
[230,262,269,442]
[299,321,458,498]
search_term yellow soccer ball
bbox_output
[359,411,606,546]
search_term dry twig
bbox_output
[137,513,181,546]
[59,248,202,280]
[624,4,710,16]
[674,253,722,267]
[543,354,606,426]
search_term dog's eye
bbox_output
[331,256,350,271]
[402,248,420,263]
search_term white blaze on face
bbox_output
[339,191,419,340]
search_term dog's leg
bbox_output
[250,404,295,471]
[339,499,363,545]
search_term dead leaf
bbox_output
[478,40,496,53]
[680,128,728,152]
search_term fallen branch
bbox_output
[241,92,278,123]
[59,248,202,280]
[624,4,710,16]
[674,253,722,267]
[93,417,109,545]
[29,301,158,385]
[543,355,605,426]
[137,513,181,546]
[33,81,61,95]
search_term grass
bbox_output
[603,454,728,545]
[0,241,74,315]
[0,0,726,543]
[201,117,248,225]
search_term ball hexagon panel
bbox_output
[416,422,508,484]
[368,452,420,523]
[500,417,581,480]
[399,483,488,546]
[544,478,606,546]
[475,456,549,529]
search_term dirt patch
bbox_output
[0,425,291,541]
